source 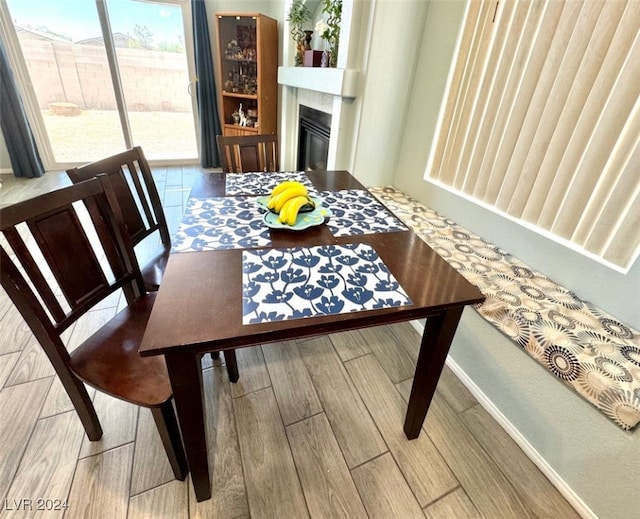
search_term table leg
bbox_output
[165,351,211,501]
[404,306,464,439]
[224,349,239,383]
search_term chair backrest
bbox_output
[0,176,145,362]
[66,146,170,249]
[216,133,279,173]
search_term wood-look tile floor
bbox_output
[0,168,581,518]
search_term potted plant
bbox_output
[287,0,312,66]
[315,0,342,67]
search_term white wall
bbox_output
[348,0,430,186]
[207,0,282,20]
[393,1,640,518]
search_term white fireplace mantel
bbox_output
[278,66,359,99]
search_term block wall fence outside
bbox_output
[18,33,191,112]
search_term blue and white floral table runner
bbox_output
[242,243,413,324]
[320,189,407,237]
[171,197,270,252]
[171,189,407,252]
[225,171,316,195]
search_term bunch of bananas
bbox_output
[266,181,316,226]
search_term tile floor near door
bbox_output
[0,168,580,518]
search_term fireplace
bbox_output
[297,105,331,171]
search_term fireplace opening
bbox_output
[297,105,331,171]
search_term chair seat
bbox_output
[70,292,172,407]
[140,244,171,291]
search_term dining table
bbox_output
[139,169,485,502]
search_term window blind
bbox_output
[427,0,640,271]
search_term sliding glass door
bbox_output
[2,0,198,166]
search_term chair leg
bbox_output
[59,368,103,440]
[224,350,239,383]
[151,401,188,481]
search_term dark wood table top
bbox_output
[140,171,483,357]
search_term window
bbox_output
[426,0,640,271]
[1,0,198,166]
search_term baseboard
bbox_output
[408,320,597,519]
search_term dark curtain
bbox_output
[191,0,222,168]
[0,37,45,178]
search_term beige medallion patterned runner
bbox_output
[371,186,640,431]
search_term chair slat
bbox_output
[216,133,279,173]
[29,205,109,311]
[109,166,149,242]
[125,158,156,233]
[3,227,66,323]
[66,146,171,292]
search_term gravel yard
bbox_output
[42,109,199,164]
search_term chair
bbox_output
[66,146,169,292]
[216,133,279,173]
[67,147,239,378]
[0,175,188,479]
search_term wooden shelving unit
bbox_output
[215,13,278,136]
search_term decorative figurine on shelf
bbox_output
[242,48,257,61]
[303,30,313,51]
[238,103,248,127]
[225,39,242,59]
[320,48,329,68]
[224,71,235,93]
